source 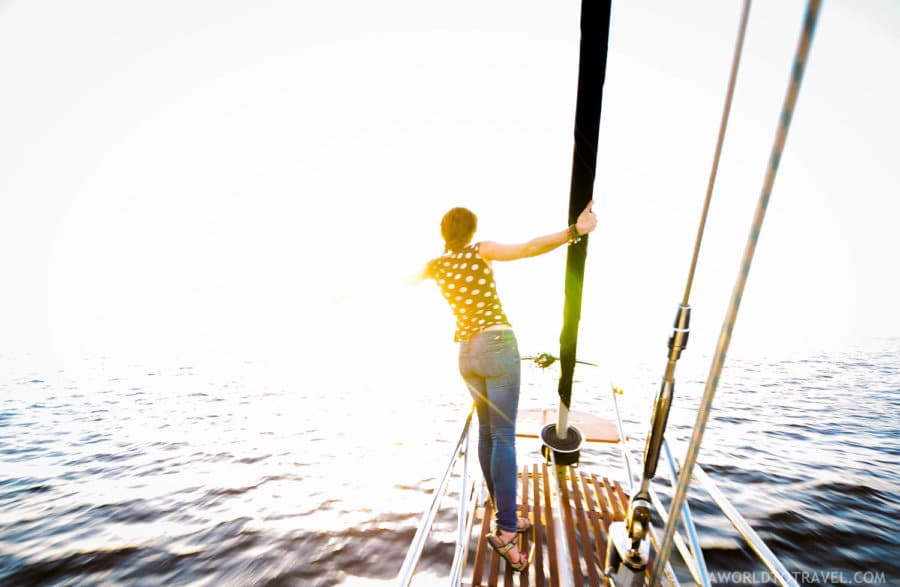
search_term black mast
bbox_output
[558,1,611,414]
[542,0,612,465]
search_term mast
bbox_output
[541,0,612,465]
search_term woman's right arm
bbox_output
[410,262,433,284]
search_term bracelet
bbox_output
[567,224,582,245]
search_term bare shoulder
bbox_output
[476,241,495,260]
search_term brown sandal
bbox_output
[486,531,532,573]
[516,516,533,534]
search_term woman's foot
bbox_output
[486,530,530,572]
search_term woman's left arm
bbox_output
[479,200,596,262]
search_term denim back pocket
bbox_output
[479,330,520,377]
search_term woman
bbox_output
[422,201,597,572]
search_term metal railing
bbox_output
[397,407,475,587]
[663,440,710,585]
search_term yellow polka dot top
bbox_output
[427,244,511,342]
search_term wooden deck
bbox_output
[464,463,630,587]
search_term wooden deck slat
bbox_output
[570,472,601,587]
[520,468,531,587]
[541,463,559,587]
[489,538,501,585]
[602,477,625,521]
[531,464,545,587]
[557,471,584,586]
[613,481,631,521]
[590,474,614,533]
[472,499,493,586]
[579,472,608,565]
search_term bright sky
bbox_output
[1,1,898,372]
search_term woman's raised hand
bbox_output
[575,200,597,236]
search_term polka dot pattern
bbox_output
[426,244,511,342]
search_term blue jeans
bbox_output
[459,328,521,533]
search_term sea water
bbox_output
[1,338,897,586]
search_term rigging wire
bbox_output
[682,0,751,307]
[649,1,823,584]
